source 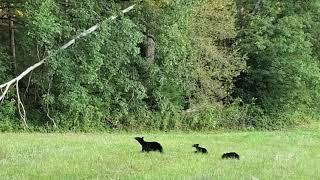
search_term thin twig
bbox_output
[46,104,57,128]
[16,81,27,127]
[45,77,57,128]
[0,88,3,103]
[24,72,32,96]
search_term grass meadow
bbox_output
[0,126,319,179]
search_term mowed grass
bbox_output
[0,128,319,179]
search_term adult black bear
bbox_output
[134,137,163,153]
[222,152,240,160]
[192,144,208,154]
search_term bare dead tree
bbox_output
[0,4,137,127]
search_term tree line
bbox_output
[0,0,319,131]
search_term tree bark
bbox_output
[9,16,23,125]
[9,17,17,75]
[145,33,155,62]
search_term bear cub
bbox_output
[134,137,163,153]
[222,152,240,160]
[192,144,208,154]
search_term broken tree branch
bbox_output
[0,4,137,126]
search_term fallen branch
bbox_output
[0,4,137,126]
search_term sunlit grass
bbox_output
[0,128,319,179]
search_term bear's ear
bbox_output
[141,137,144,139]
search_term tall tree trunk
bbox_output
[9,16,16,75]
[139,32,155,63]
[145,33,155,63]
[9,16,23,125]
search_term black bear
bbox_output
[134,137,163,153]
[192,144,208,154]
[222,152,240,160]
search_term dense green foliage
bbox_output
[0,0,319,131]
[235,0,320,128]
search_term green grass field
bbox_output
[0,127,319,179]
